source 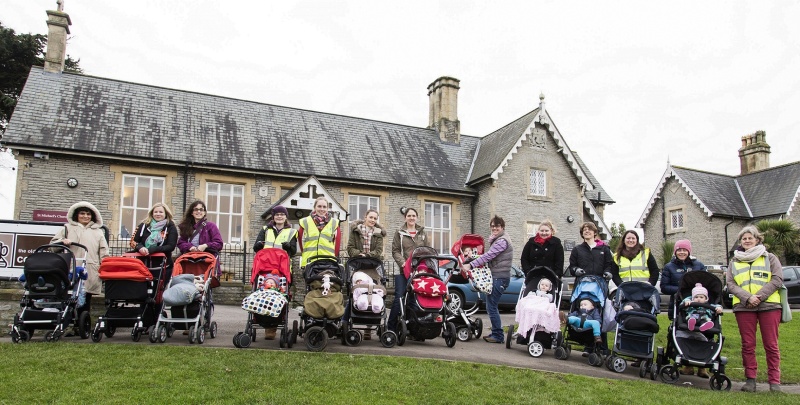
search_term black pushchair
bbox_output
[298,256,345,352]
[11,243,90,342]
[607,281,661,376]
[657,271,731,391]
[343,256,396,347]
[506,266,563,357]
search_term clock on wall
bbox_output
[67,178,78,188]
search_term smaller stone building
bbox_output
[638,131,800,265]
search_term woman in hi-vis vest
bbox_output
[726,225,783,393]
[298,197,341,267]
[253,205,298,256]
[612,230,659,286]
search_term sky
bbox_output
[1,0,799,227]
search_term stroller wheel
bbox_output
[188,326,197,344]
[344,329,362,346]
[166,326,175,338]
[610,356,627,373]
[650,362,659,381]
[131,328,142,342]
[473,318,483,339]
[639,361,648,378]
[196,326,206,344]
[10,329,22,343]
[659,365,680,384]
[588,353,603,367]
[528,341,545,358]
[44,331,55,342]
[305,326,328,352]
[397,320,407,347]
[444,322,457,348]
[157,325,168,343]
[457,327,471,342]
[209,322,218,339]
[238,332,252,348]
[279,329,287,348]
[505,325,514,349]
[78,311,92,339]
[709,374,732,391]
[147,327,159,344]
[104,325,117,338]
[233,332,243,348]
[380,330,397,348]
[292,320,299,345]
[554,346,568,360]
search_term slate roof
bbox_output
[637,163,800,226]
[573,152,615,203]
[467,108,540,184]
[6,67,479,193]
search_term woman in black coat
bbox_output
[520,220,564,277]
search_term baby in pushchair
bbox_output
[682,283,722,332]
[352,271,385,313]
[515,278,560,336]
[568,299,603,345]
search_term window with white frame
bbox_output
[526,222,540,239]
[425,202,452,254]
[206,182,244,244]
[348,195,379,222]
[670,208,684,230]
[120,174,165,238]
[530,169,547,196]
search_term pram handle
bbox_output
[122,252,167,258]
[685,301,722,314]
[35,242,89,253]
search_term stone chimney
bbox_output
[427,76,460,143]
[43,1,72,73]
[738,130,770,175]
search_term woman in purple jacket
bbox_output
[177,200,224,254]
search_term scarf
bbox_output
[358,223,374,253]
[488,230,505,245]
[619,245,642,261]
[144,219,167,249]
[533,235,551,245]
[311,212,330,230]
[733,244,767,263]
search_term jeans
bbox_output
[388,274,407,332]
[486,278,509,340]
[735,309,781,384]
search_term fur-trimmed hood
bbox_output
[350,220,386,237]
[67,201,104,229]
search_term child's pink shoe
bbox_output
[687,317,696,331]
[699,321,714,332]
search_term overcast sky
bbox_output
[2,0,799,229]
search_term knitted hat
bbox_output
[674,239,692,255]
[352,271,371,285]
[692,283,708,299]
[261,274,281,289]
[271,205,289,216]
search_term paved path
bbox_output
[5,305,797,394]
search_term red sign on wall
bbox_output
[32,210,68,223]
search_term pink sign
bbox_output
[32,210,69,223]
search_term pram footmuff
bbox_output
[342,256,396,347]
[657,271,731,390]
[234,247,296,349]
[91,252,167,343]
[396,247,458,348]
[299,256,345,352]
[506,266,562,357]
[151,251,218,344]
[11,243,90,343]
[447,234,485,342]
[607,281,661,376]
[554,272,611,367]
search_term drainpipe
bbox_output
[724,216,736,264]
[470,195,476,234]
[660,197,666,239]
[182,162,189,210]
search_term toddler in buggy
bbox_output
[554,272,612,367]
[300,256,345,352]
[568,299,603,345]
[506,266,562,357]
[682,283,722,332]
[352,271,385,313]
[606,281,661,376]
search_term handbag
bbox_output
[779,284,792,323]
[470,265,493,294]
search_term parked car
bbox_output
[722,265,800,308]
[443,265,525,312]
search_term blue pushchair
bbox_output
[554,272,611,367]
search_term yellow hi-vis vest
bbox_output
[299,216,339,267]
[614,248,651,283]
[731,255,780,305]
[263,226,297,249]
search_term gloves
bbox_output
[253,241,264,251]
[573,268,585,277]
[603,272,612,281]
[463,257,474,265]
[281,242,291,251]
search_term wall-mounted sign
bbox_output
[32,210,68,223]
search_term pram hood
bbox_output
[614,281,661,314]
[451,234,485,259]
[99,257,153,282]
[524,266,562,298]
[404,246,440,279]
[172,251,217,279]
[23,244,79,286]
[251,247,291,284]
[570,274,608,306]
[304,257,343,284]
[678,271,722,305]
[345,256,385,284]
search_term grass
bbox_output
[653,312,800,383]
[1,342,793,404]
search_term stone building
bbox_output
[637,131,800,265]
[3,6,614,275]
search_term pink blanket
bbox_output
[515,294,560,335]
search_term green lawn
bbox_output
[2,342,794,404]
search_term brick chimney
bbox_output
[738,130,770,175]
[427,77,460,143]
[43,1,72,73]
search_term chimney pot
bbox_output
[427,76,461,143]
[43,7,72,74]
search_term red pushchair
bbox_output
[447,234,486,341]
[234,247,296,348]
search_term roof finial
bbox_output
[57,0,64,12]
[539,91,545,101]
[538,91,546,114]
